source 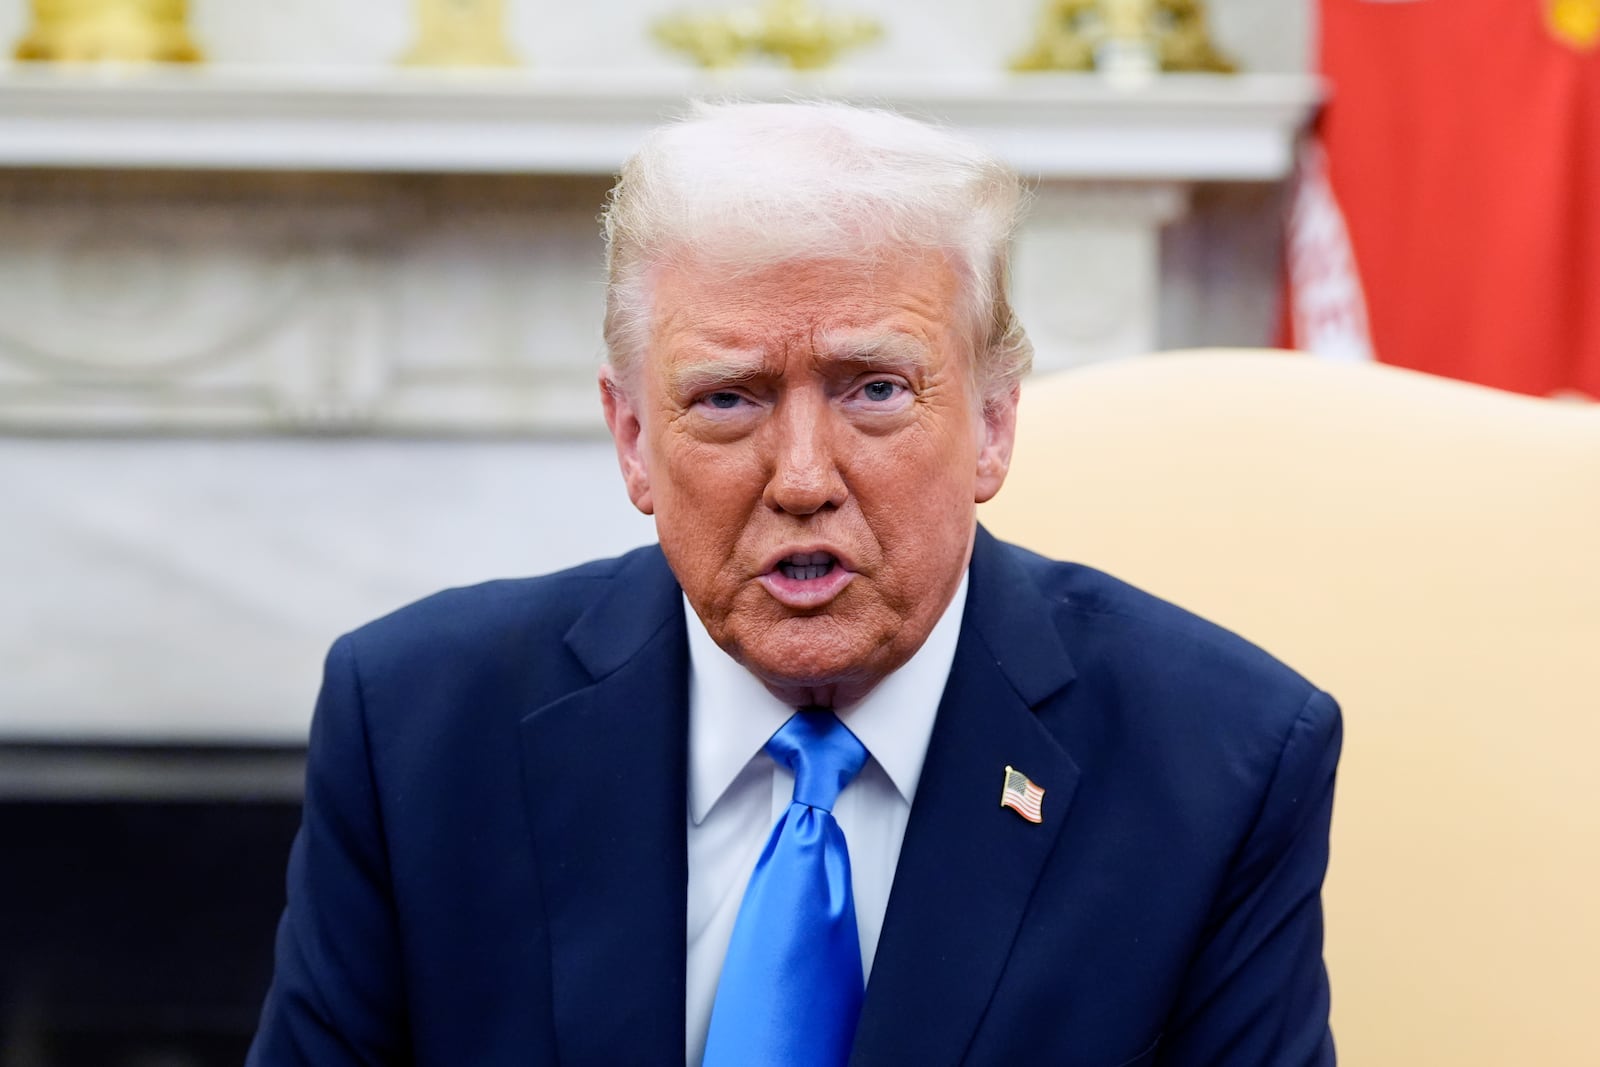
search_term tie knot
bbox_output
[765,710,868,813]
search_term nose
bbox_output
[762,391,848,515]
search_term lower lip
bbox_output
[758,565,855,609]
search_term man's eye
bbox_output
[704,392,743,409]
[862,380,900,402]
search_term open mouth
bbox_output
[759,548,854,608]
[776,551,838,581]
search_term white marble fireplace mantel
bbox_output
[0,67,1320,435]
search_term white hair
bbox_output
[601,100,1033,406]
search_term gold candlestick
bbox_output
[1091,0,1156,80]
[1157,0,1236,73]
[654,0,881,71]
[1102,0,1154,40]
[401,0,519,68]
[1010,0,1235,75]
[1010,0,1097,72]
[14,0,203,64]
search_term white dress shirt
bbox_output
[683,574,968,1066]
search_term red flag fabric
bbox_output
[1292,0,1600,398]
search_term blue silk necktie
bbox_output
[702,710,869,1067]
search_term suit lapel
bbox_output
[519,547,690,1067]
[852,527,1082,1067]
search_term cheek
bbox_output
[655,433,759,511]
[649,435,763,580]
[851,421,979,551]
[873,411,979,499]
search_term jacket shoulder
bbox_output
[1002,541,1328,721]
[336,543,667,705]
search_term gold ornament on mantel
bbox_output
[654,0,881,71]
[14,0,203,64]
[401,0,519,68]
[1011,0,1236,75]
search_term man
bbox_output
[249,102,1340,1066]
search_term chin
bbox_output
[735,622,887,697]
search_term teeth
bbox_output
[777,554,837,581]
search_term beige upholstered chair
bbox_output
[980,350,1600,1065]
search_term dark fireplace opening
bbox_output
[1,801,302,1067]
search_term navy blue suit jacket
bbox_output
[249,527,1340,1066]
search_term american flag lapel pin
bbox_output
[1000,765,1045,824]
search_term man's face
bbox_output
[602,249,1018,706]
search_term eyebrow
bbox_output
[665,353,766,397]
[812,330,935,372]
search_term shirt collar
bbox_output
[686,571,968,825]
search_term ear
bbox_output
[973,384,1019,505]
[600,365,655,516]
